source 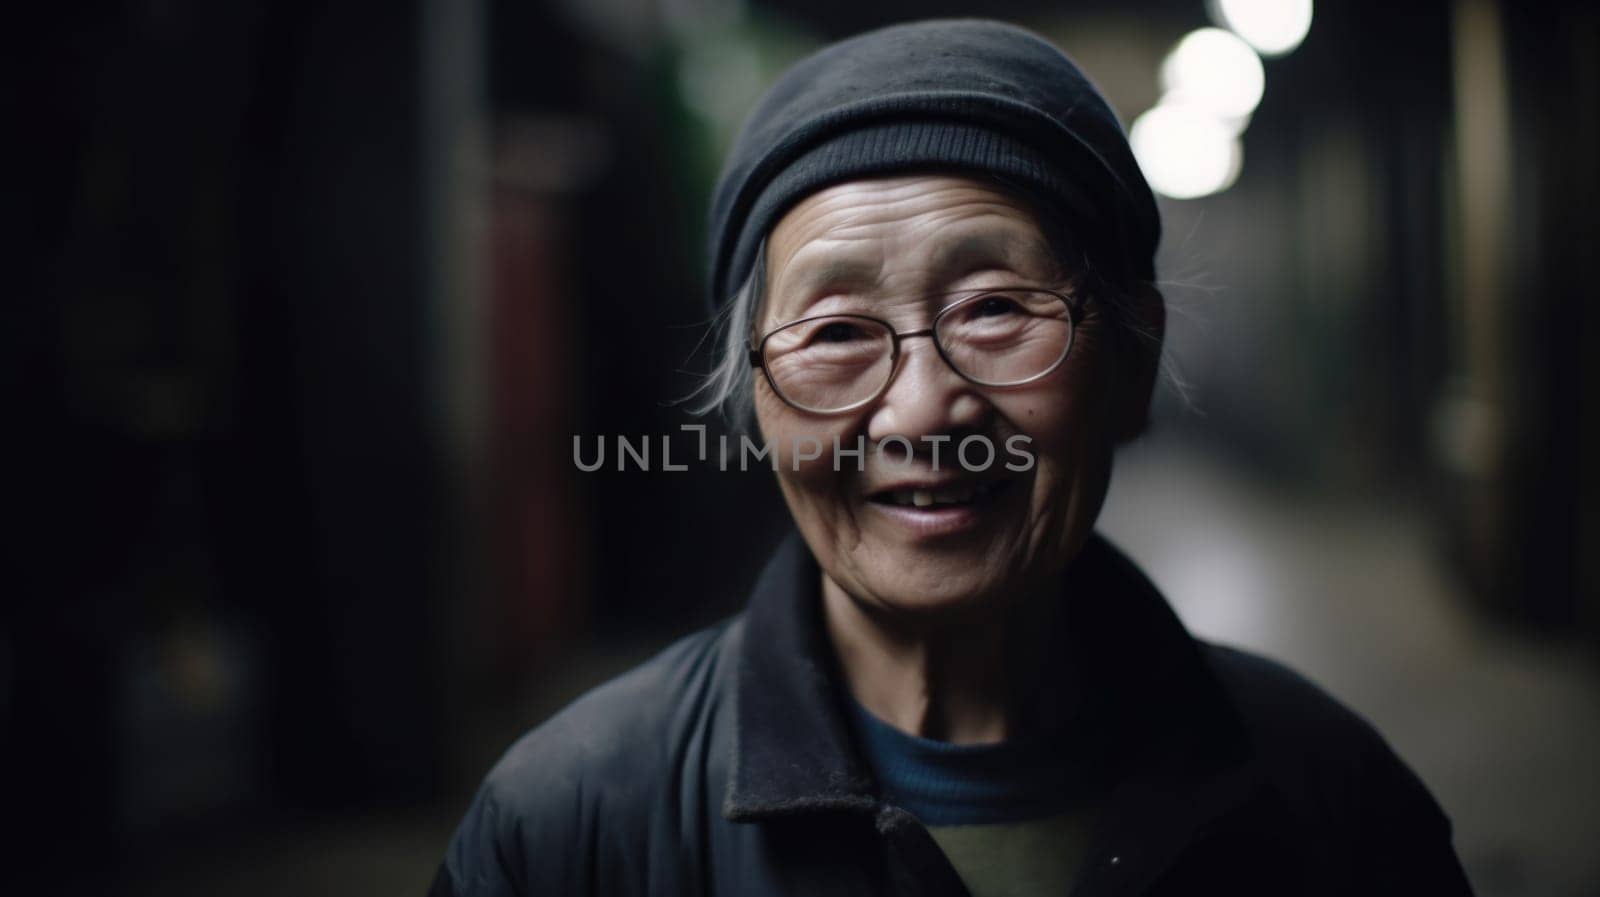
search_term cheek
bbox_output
[1051,323,1120,430]
[990,357,1116,492]
[991,385,1095,460]
[753,382,862,507]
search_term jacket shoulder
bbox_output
[442,618,742,896]
[1201,643,1384,751]
[1199,643,1471,890]
[488,618,738,805]
[1200,643,1439,810]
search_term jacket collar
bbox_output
[722,532,879,820]
[722,530,1262,830]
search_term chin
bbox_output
[844,553,1022,621]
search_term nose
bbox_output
[865,336,992,453]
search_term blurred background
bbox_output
[10,0,1598,894]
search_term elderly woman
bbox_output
[432,19,1472,897]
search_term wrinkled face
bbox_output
[753,174,1139,622]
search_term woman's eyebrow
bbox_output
[933,229,1055,276]
[776,257,881,301]
[773,229,1056,312]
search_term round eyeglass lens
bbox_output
[936,290,1073,385]
[762,315,896,412]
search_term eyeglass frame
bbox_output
[747,286,1084,415]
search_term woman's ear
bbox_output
[1112,282,1165,442]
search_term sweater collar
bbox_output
[721,530,1258,825]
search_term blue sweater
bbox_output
[845,695,1091,826]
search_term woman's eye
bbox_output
[814,321,864,342]
[974,296,1021,317]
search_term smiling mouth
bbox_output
[868,479,1013,509]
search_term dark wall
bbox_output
[14,1,444,888]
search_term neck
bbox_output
[821,574,1063,745]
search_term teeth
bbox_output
[880,483,1001,508]
[934,486,978,503]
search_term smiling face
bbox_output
[752,174,1158,624]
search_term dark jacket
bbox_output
[431,532,1474,896]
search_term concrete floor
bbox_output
[1099,438,1600,897]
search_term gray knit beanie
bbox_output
[705,18,1161,309]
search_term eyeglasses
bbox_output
[748,287,1080,415]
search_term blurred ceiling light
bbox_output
[1160,27,1265,120]
[1130,103,1244,199]
[1210,0,1313,57]
[1163,94,1253,137]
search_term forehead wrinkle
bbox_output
[781,248,882,294]
[914,222,1057,282]
[763,238,886,327]
[793,212,1051,284]
[765,180,1066,324]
